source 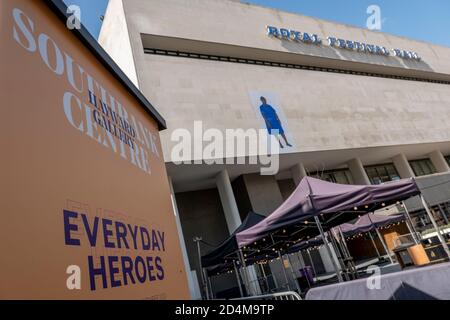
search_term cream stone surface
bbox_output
[99,0,450,296]
[100,0,450,165]
[99,0,450,192]
[98,0,139,87]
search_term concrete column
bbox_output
[393,153,415,178]
[242,173,284,216]
[216,170,261,295]
[168,176,201,299]
[291,163,307,186]
[216,169,241,232]
[347,158,371,185]
[429,150,450,173]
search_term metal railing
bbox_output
[231,291,302,301]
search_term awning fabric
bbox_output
[337,213,406,237]
[236,177,419,248]
[201,212,265,268]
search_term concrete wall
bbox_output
[98,0,139,86]
[242,174,284,216]
[175,188,237,294]
[139,53,450,163]
[231,175,253,221]
[277,178,296,200]
[99,0,450,165]
[119,0,450,75]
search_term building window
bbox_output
[309,169,354,185]
[445,155,450,168]
[364,163,401,185]
[409,159,436,176]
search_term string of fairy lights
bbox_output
[212,208,407,276]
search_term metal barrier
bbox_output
[231,291,302,301]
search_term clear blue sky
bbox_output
[63,0,450,48]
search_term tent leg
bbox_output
[368,231,382,259]
[338,227,352,260]
[438,204,450,226]
[205,270,214,299]
[338,227,357,279]
[286,254,302,294]
[233,260,244,297]
[314,216,343,283]
[238,249,259,296]
[328,231,349,281]
[194,237,209,300]
[402,201,420,244]
[259,263,270,293]
[278,251,291,291]
[238,249,249,295]
[306,249,317,278]
[420,195,450,260]
[375,227,394,264]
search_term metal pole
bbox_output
[194,237,209,300]
[338,227,352,260]
[374,227,394,264]
[368,231,382,259]
[438,204,450,226]
[367,214,394,264]
[278,251,291,291]
[238,249,255,295]
[306,248,317,277]
[420,195,450,259]
[232,260,244,297]
[314,216,343,282]
[205,270,214,299]
[259,263,270,293]
[402,201,420,244]
[286,254,302,294]
[328,231,349,281]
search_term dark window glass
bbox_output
[364,163,400,185]
[445,156,450,168]
[309,169,354,185]
[409,159,436,176]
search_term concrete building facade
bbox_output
[99,0,450,298]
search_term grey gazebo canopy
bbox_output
[201,212,265,268]
[236,177,420,248]
[336,213,406,238]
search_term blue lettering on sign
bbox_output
[279,28,291,39]
[63,210,80,246]
[266,26,321,45]
[267,26,421,61]
[63,209,167,291]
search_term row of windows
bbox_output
[365,163,400,185]
[308,158,440,185]
[143,48,450,85]
[309,169,354,185]
[410,159,436,177]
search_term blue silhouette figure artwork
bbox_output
[259,96,292,148]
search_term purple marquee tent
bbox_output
[201,212,265,268]
[236,177,420,248]
[336,213,406,238]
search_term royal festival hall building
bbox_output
[99,0,450,298]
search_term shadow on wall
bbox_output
[277,38,434,72]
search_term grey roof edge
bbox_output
[44,0,167,130]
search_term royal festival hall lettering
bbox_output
[266,26,421,61]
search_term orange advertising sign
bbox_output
[0,0,189,299]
